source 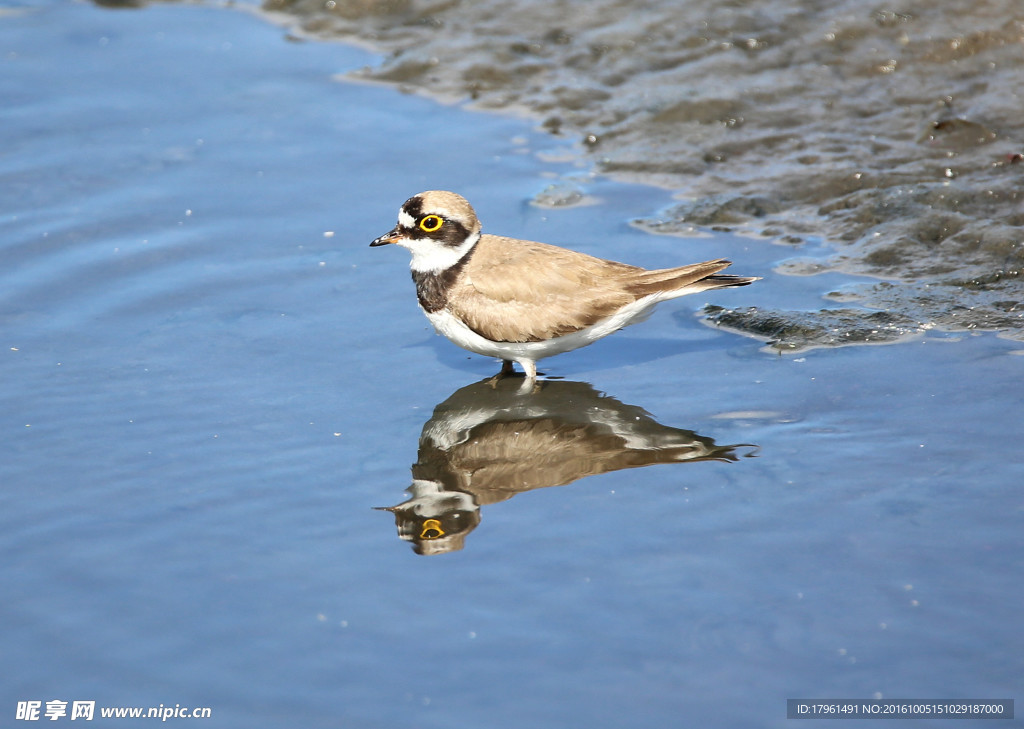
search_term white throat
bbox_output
[402,230,480,274]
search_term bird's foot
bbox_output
[486,360,544,393]
[485,360,518,388]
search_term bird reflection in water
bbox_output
[379,377,757,555]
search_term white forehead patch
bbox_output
[398,210,416,229]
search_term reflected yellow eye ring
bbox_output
[420,519,445,539]
[419,215,444,233]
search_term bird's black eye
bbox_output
[419,215,444,233]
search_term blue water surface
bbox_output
[1,2,1021,728]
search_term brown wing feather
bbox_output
[448,237,754,343]
[449,235,639,342]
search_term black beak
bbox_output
[370,226,402,247]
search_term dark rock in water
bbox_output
[919,118,998,149]
[531,182,589,208]
[703,305,924,352]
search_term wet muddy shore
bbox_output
[262,0,1024,348]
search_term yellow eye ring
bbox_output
[419,215,444,233]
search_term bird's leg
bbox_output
[516,360,542,394]
[486,359,517,388]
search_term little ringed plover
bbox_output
[371,191,758,380]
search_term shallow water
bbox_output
[2,2,1022,728]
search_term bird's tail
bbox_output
[627,258,759,299]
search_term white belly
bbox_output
[423,296,662,365]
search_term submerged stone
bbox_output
[703,305,925,352]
